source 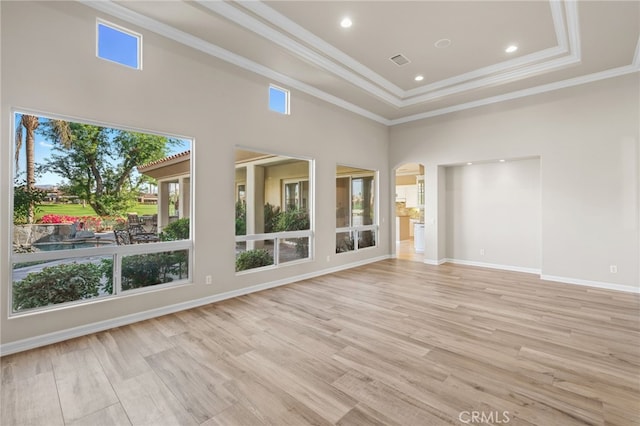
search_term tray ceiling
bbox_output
[88,1,639,125]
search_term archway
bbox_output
[394,163,425,262]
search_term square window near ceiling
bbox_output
[269,85,290,115]
[97,20,141,69]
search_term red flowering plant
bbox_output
[39,214,78,224]
[37,214,126,232]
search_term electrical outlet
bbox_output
[326,255,330,262]
[480,248,485,256]
[609,265,618,274]
[205,275,212,284]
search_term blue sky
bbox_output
[98,22,140,69]
[14,114,190,186]
[15,24,191,186]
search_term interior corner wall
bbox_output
[0,1,390,349]
[390,73,640,290]
[445,158,541,269]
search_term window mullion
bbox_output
[114,252,122,295]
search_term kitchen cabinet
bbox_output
[396,216,410,241]
[414,223,425,253]
[396,185,418,207]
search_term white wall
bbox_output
[390,74,640,290]
[0,1,390,348]
[445,158,541,270]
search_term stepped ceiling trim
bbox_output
[80,1,639,126]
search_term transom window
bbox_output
[269,84,290,115]
[96,20,142,69]
[10,111,192,314]
[336,165,378,253]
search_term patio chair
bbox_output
[114,229,131,245]
[127,213,159,243]
[150,213,158,234]
[127,213,143,234]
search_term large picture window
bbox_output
[336,165,378,253]
[10,111,192,313]
[235,148,312,272]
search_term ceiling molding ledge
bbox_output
[402,45,569,98]
[79,0,391,125]
[78,0,635,128]
[402,53,581,107]
[390,64,640,126]
[194,0,403,107]
[237,0,406,98]
[551,0,570,51]
[633,35,640,67]
[402,0,578,98]
[238,0,578,102]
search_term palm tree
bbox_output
[15,115,72,223]
[15,114,39,223]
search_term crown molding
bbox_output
[79,0,391,125]
[236,0,407,99]
[403,52,580,107]
[79,0,636,127]
[195,0,402,107]
[390,64,640,126]
[236,0,580,104]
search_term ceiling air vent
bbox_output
[389,53,410,66]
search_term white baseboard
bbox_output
[0,255,390,356]
[540,274,640,294]
[423,258,447,265]
[444,258,541,274]
[441,258,638,293]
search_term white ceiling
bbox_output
[89,1,639,125]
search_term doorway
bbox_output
[394,163,424,262]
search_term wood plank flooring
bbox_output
[2,260,639,425]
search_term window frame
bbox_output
[96,19,143,70]
[9,109,194,316]
[335,167,379,253]
[282,178,309,211]
[268,84,290,115]
[234,147,314,273]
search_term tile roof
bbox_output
[137,150,190,171]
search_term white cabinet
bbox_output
[414,223,425,253]
[396,185,418,207]
[404,185,418,207]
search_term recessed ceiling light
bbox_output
[434,38,452,49]
[340,17,352,28]
[414,75,424,82]
[499,159,506,162]
[467,162,473,166]
[505,45,518,53]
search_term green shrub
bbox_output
[274,207,310,257]
[13,179,46,224]
[235,249,273,272]
[263,203,281,233]
[160,218,189,241]
[13,262,103,311]
[274,207,309,232]
[235,201,246,235]
[101,250,188,293]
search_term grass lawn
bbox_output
[35,203,158,220]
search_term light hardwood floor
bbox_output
[396,238,424,262]
[2,260,639,425]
